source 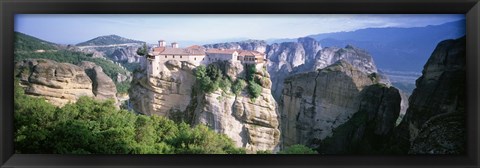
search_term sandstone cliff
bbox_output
[281,60,377,148]
[129,60,197,116]
[129,60,280,152]
[393,36,466,154]
[191,62,280,153]
[15,59,118,106]
[79,61,118,103]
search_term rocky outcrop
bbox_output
[203,40,268,53]
[318,84,401,154]
[15,59,117,106]
[79,61,118,103]
[281,60,376,148]
[393,36,466,154]
[266,37,322,101]
[129,60,197,116]
[109,46,143,63]
[313,45,377,74]
[129,60,280,153]
[192,62,280,153]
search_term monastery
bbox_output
[146,40,266,76]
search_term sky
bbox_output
[15,14,464,45]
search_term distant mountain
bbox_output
[14,32,58,51]
[307,19,466,72]
[76,35,144,46]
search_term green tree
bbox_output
[248,81,262,99]
[246,64,257,82]
[231,79,247,95]
[278,144,318,154]
[136,43,148,56]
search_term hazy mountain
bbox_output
[308,19,466,72]
[76,35,144,46]
[14,32,58,51]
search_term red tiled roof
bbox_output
[153,47,165,53]
[238,50,265,57]
[206,48,237,55]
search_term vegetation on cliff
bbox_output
[194,63,263,99]
[14,80,245,154]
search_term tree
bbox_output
[231,79,247,95]
[278,144,318,154]
[248,80,262,99]
[136,43,148,56]
[14,80,245,154]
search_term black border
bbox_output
[1,0,479,167]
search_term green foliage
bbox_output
[14,32,57,51]
[14,81,244,154]
[231,79,247,95]
[168,124,246,154]
[219,78,232,93]
[278,144,318,154]
[256,150,273,154]
[136,43,148,56]
[195,63,263,99]
[76,35,144,46]
[15,50,129,83]
[195,65,217,93]
[246,64,257,82]
[248,81,262,99]
[116,81,131,94]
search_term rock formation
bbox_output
[15,59,117,106]
[393,36,466,154]
[129,60,197,116]
[203,40,268,53]
[109,46,144,63]
[318,84,401,154]
[79,61,118,103]
[129,59,280,153]
[192,62,280,153]
[281,60,376,148]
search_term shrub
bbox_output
[231,79,247,95]
[278,144,318,154]
[14,80,244,154]
[248,81,262,99]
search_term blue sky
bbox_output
[15,14,464,45]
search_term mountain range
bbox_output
[269,19,465,72]
[76,35,144,46]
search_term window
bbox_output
[237,57,240,60]
[173,55,175,58]
[194,57,196,60]
[180,56,183,58]
[165,55,167,58]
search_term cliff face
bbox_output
[79,61,118,103]
[109,46,144,63]
[203,40,268,53]
[15,59,117,106]
[281,60,376,147]
[318,84,401,154]
[314,45,377,74]
[129,60,280,152]
[393,36,466,154]
[129,60,197,116]
[192,62,280,152]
